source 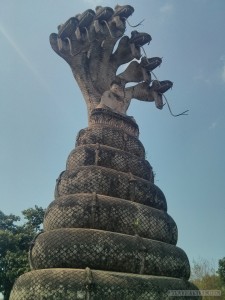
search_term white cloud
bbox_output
[193,69,211,85]
[209,122,217,130]
[158,3,174,24]
[83,0,103,7]
[160,3,174,15]
[219,55,225,83]
[221,64,225,83]
[194,56,225,85]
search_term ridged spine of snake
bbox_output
[10,109,200,299]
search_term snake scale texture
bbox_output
[10,109,200,299]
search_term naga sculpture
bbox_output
[49,5,172,118]
[10,5,200,300]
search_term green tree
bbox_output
[191,257,224,300]
[218,257,225,284]
[0,206,45,300]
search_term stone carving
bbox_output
[49,5,173,118]
[9,5,199,300]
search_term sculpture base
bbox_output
[10,268,200,300]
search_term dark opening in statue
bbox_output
[9,5,200,300]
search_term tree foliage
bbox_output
[218,257,225,285]
[0,206,45,300]
[191,257,225,300]
[1,207,224,300]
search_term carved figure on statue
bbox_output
[97,78,173,116]
[49,4,173,121]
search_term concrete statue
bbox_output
[10,5,200,300]
[49,5,172,118]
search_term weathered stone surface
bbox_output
[66,144,153,181]
[30,228,190,279]
[76,125,145,158]
[44,193,177,244]
[90,108,140,137]
[54,166,167,210]
[10,269,200,300]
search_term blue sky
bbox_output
[0,0,224,270]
